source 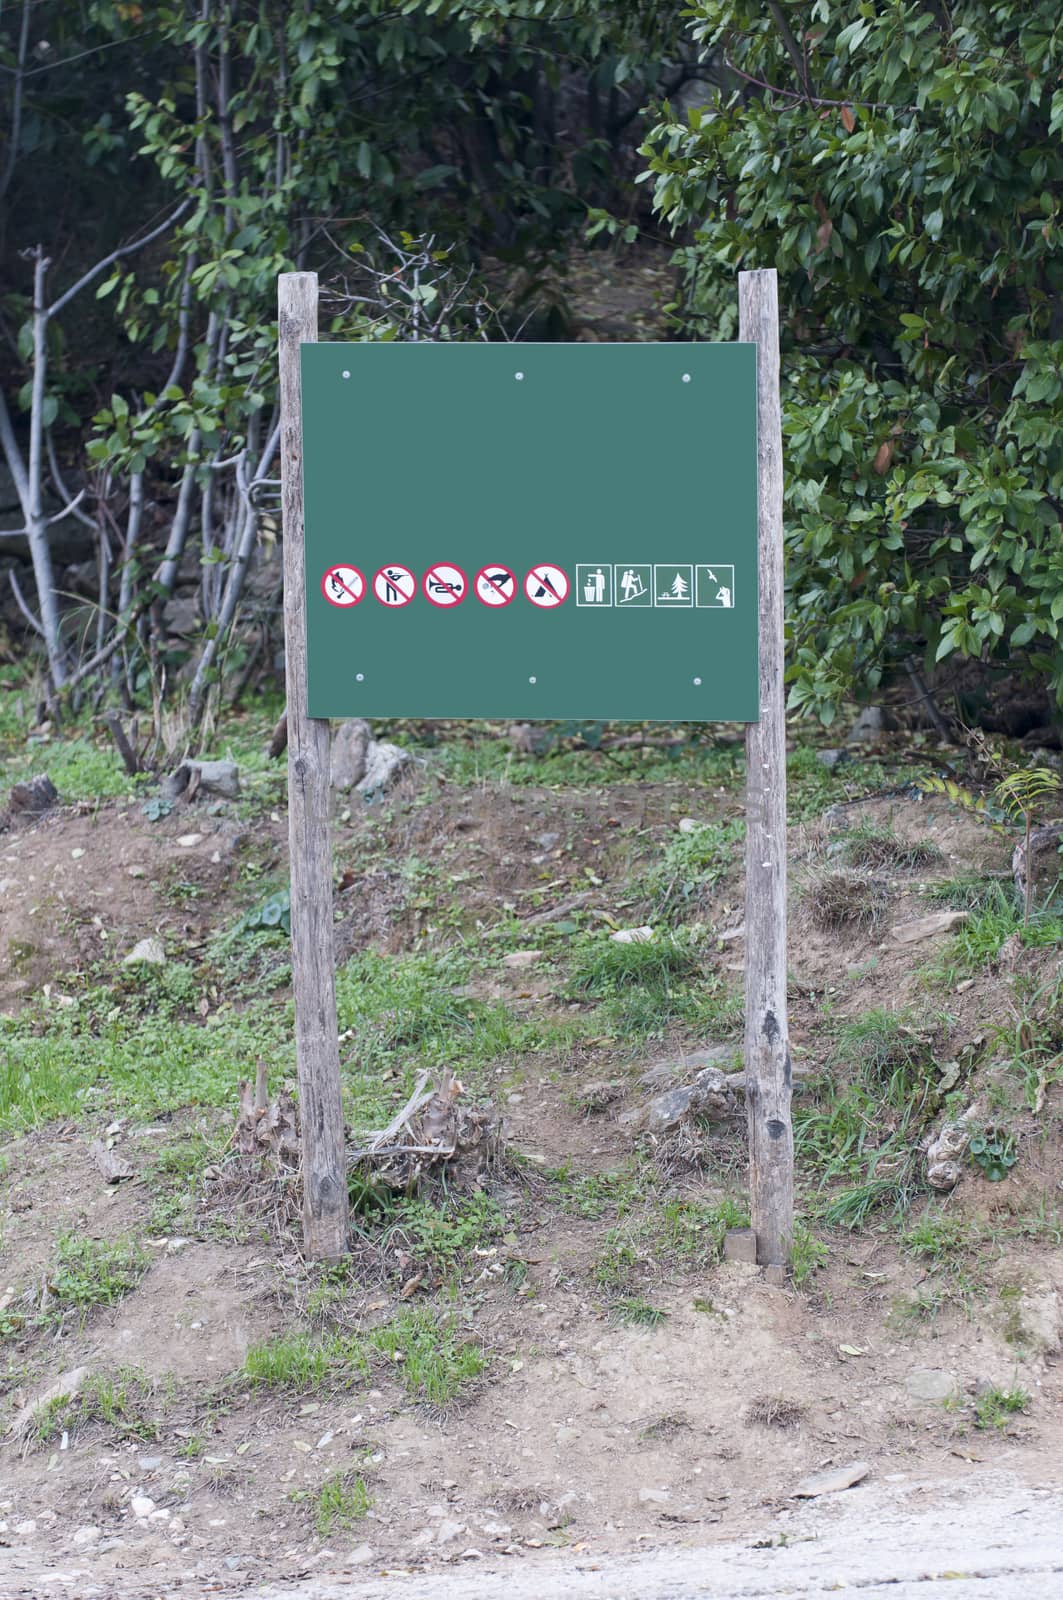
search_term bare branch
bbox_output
[47,201,191,323]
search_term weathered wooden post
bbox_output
[739,268,793,1270]
[278,271,350,1260]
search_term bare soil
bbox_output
[1,769,1061,1599]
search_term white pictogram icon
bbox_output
[423,562,467,607]
[614,564,652,607]
[321,565,365,608]
[524,564,570,608]
[696,564,736,609]
[654,564,694,607]
[576,564,612,607]
[475,564,517,607]
[372,564,416,607]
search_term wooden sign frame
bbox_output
[277,269,792,1269]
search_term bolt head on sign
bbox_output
[475,564,517,607]
[524,564,570,608]
[423,562,467,608]
[321,565,365,607]
[372,564,416,607]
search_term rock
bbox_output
[162,759,240,803]
[905,1368,956,1403]
[621,1065,742,1134]
[8,775,58,815]
[14,1519,36,1536]
[89,1139,134,1184]
[1004,1286,1060,1356]
[610,925,655,945]
[123,937,166,967]
[535,831,560,849]
[331,720,372,791]
[176,833,203,849]
[677,817,704,833]
[890,910,969,945]
[575,1079,624,1113]
[640,1046,735,1088]
[927,1159,963,1192]
[127,864,146,878]
[138,1456,163,1472]
[130,1495,155,1519]
[344,1544,375,1567]
[638,1488,671,1506]
[503,950,543,971]
[9,1366,89,1439]
[793,1460,870,1498]
[435,1518,466,1545]
[72,1526,100,1549]
[848,706,888,743]
[816,748,850,770]
[357,739,411,797]
[723,1228,758,1265]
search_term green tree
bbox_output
[641,2,1063,723]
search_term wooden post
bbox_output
[739,268,793,1270]
[278,272,350,1260]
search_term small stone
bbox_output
[435,1518,466,1545]
[503,950,543,970]
[534,832,560,849]
[176,833,203,848]
[127,865,146,878]
[610,925,655,945]
[14,1519,37,1536]
[927,1159,963,1192]
[793,1460,870,1498]
[816,748,849,770]
[905,1368,956,1403]
[130,1495,155,1518]
[848,706,887,742]
[138,1456,163,1472]
[1004,1287,1060,1356]
[677,817,703,833]
[723,1228,758,1265]
[638,1488,670,1505]
[344,1544,374,1567]
[123,937,165,967]
[72,1526,100,1548]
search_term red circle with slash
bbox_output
[523,564,570,608]
[474,564,517,608]
[321,565,366,607]
[422,562,468,608]
[372,564,417,607]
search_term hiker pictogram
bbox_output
[321,565,365,608]
[475,564,517,607]
[372,564,416,607]
[523,564,570,608]
[423,562,467,608]
[614,564,652,607]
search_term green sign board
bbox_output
[301,342,758,722]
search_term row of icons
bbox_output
[322,562,735,612]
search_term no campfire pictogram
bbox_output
[321,565,365,607]
[523,564,569,608]
[372,564,416,607]
[423,562,467,608]
[474,564,517,607]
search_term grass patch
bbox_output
[834,1009,934,1103]
[315,1472,372,1535]
[612,1296,668,1327]
[830,820,943,872]
[641,818,744,921]
[565,930,739,1039]
[795,1078,924,1227]
[34,1368,165,1446]
[368,1307,485,1406]
[49,1233,149,1315]
[791,1220,828,1289]
[973,1384,1030,1432]
[804,870,891,933]
[243,1332,369,1390]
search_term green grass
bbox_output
[790,1220,828,1289]
[315,1472,372,1535]
[368,1307,485,1406]
[641,818,745,921]
[833,1009,935,1104]
[34,1368,165,1445]
[422,723,741,789]
[612,1296,668,1327]
[49,1233,149,1314]
[829,820,943,872]
[785,746,898,822]
[795,1076,925,1228]
[564,930,740,1039]
[973,1384,1030,1432]
[931,888,1063,978]
[243,1332,370,1390]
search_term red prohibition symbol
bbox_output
[372,564,417,607]
[423,562,468,608]
[474,564,517,608]
[321,565,366,607]
[524,564,570,608]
